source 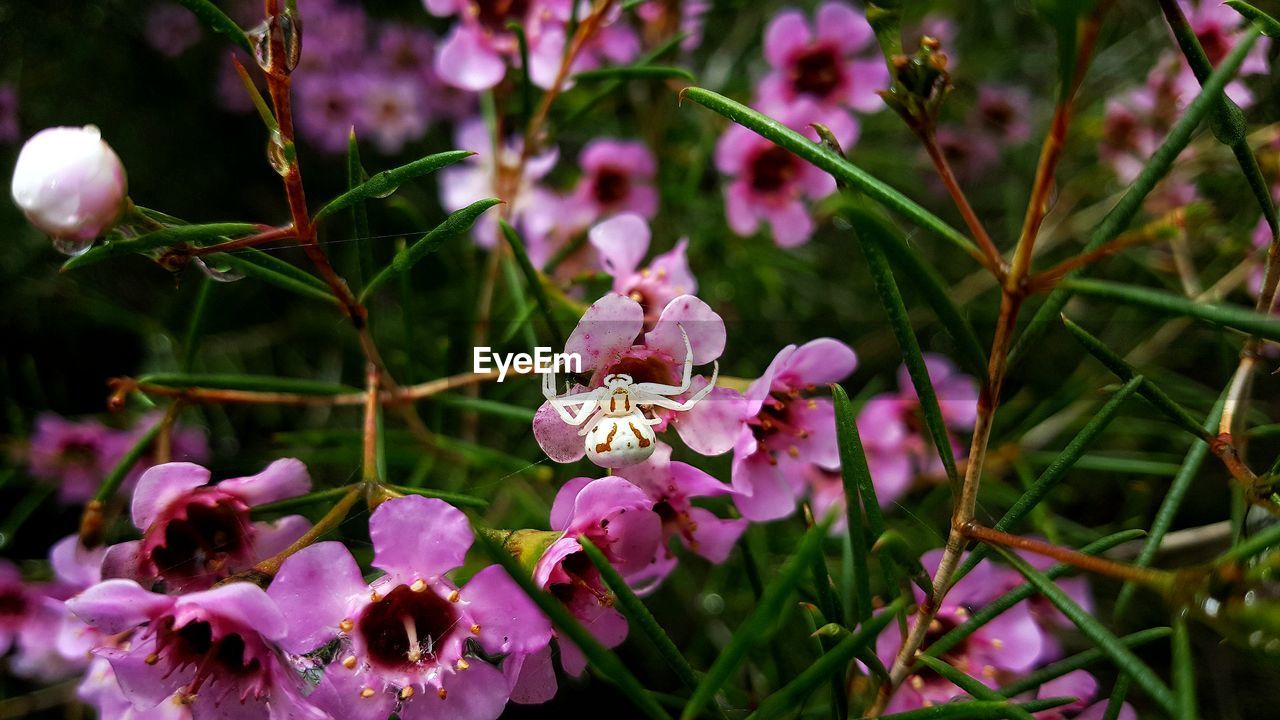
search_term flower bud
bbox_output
[10,125,128,253]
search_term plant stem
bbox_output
[183,224,295,256]
[918,130,1005,278]
[112,369,508,407]
[248,484,362,579]
[961,523,1173,589]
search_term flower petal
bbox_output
[533,400,589,463]
[267,541,366,654]
[687,508,747,563]
[671,382,746,456]
[435,26,507,91]
[218,458,311,507]
[565,293,646,371]
[550,477,595,530]
[815,2,873,52]
[507,645,557,704]
[763,9,812,67]
[645,295,726,366]
[131,462,210,530]
[178,583,286,640]
[589,213,650,279]
[371,495,473,580]
[250,515,312,561]
[776,338,857,389]
[67,579,173,634]
[463,565,552,657]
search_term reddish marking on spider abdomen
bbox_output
[629,422,651,448]
[595,425,618,454]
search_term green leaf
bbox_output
[384,485,488,509]
[314,150,475,222]
[574,65,696,82]
[361,198,502,299]
[877,701,1027,719]
[251,486,357,516]
[990,547,1177,715]
[431,394,536,422]
[1032,0,1096,103]
[472,525,671,720]
[579,538,700,693]
[1060,316,1209,440]
[854,209,989,382]
[500,220,566,348]
[914,657,1035,720]
[954,376,1142,583]
[1063,277,1280,342]
[346,131,374,286]
[832,383,874,623]
[746,597,905,720]
[1225,1,1280,36]
[506,22,533,130]
[681,517,832,720]
[562,32,688,126]
[94,418,164,503]
[1102,673,1133,720]
[216,250,338,305]
[1173,614,1196,720]
[844,207,960,490]
[62,223,260,270]
[679,87,978,259]
[173,0,252,53]
[1114,391,1225,620]
[136,373,358,395]
[998,627,1171,696]
[181,276,213,372]
[1008,26,1263,366]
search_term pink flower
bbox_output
[27,414,124,504]
[0,82,18,144]
[534,477,663,678]
[993,541,1094,661]
[974,85,1032,145]
[357,75,431,155]
[878,550,1046,713]
[429,0,557,91]
[714,101,837,247]
[567,138,659,225]
[856,353,977,504]
[11,125,128,252]
[144,3,202,57]
[67,580,325,718]
[730,339,857,521]
[78,656,192,720]
[928,124,1000,186]
[267,495,552,718]
[295,73,365,154]
[1172,0,1271,108]
[635,0,710,51]
[291,0,369,73]
[101,460,312,593]
[533,293,742,463]
[8,536,108,683]
[588,213,697,323]
[755,2,886,146]
[615,442,746,582]
[440,117,560,263]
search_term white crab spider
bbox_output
[543,325,719,468]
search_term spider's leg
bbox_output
[562,398,600,425]
[543,373,600,425]
[633,323,695,396]
[636,361,718,412]
[577,407,607,437]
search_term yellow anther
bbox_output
[400,686,415,699]
[456,658,470,670]
[144,653,160,666]
[437,688,448,700]
[470,623,481,635]
[342,655,357,670]
[410,579,427,593]
[360,687,375,699]
[339,618,354,633]
[448,590,460,603]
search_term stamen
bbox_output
[456,658,470,670]
[144,653,160,666]
[470,623,481,635]
[410,579,427,592]
[437,687,448,700]
[787,446,800,458]
[400,686,415,699]
[990,638,1003,649]
[339,618,354,633]
[360,687,375,699]
[448,590,460,603]
[403,615,422,662]
[342,655,357,670]
[370,591,382,603]
[910,675,925,690]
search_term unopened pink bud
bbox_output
[10,125,128,253]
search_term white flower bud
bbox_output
[10,125,128,253]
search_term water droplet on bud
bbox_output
[247,11,302,73]
[51,237,94,257]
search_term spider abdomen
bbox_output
[585,416,657,467]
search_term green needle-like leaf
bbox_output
[914,657,1035,720]
[878,701,1037,719]
[136,373,358,395]
[579,538,701,693]
[431,394,536,422]
[680,87,978,258]
[998,627,1172,696]
[832,383,874,623]
[1114,391,1225,620]
[383,485,488,509]
[845,207,960,489]
[313,150,475,222]
[681,517,832,720]
[574,65,696,82]
[94,418,164,503]
[746,597,904,720]
[990,547,1177,715]
[1009,26,1263,365]
[63,223,260,270]
[361,199,502,299]
[1173,614,1196,720]
[1063,278,1280,342]
[174,0,252,53]
[251,486,357,516]
[1061,316,1209,440]
[346,132,374,286]
[954,376,1143,582]
[215,251,338,305]
[500,219,566,348]
[472,525,671,720]
[1225,1,1280,36]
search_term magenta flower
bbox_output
[67,579,325,718]
[357,75,430,155]
[1172,0,1271,108]
[0,560,37,659]
[144,3,202,57]
[755,2,886,146]
[8,536,108,683]
[856,353,978,504]
[101,460,312,593]
[291,0,369,73]
[635,0,710,51]
[27,414,123,504]
[428,0,557,91]
[730,339,857,521]
[877,550,1046,713]
[295,73,365,154]
[78,656,192,720]
[567,138,659,225]
[928,124,1000,185]
[267,495,552,719]
[440,117,560,263]
[974,85,1032,145]
[993,541,1094,661]
[534,477,663,677]
[588,213,697,322]
[533,293,741,463]
[121,413,211,493]
[615,442,747,582]
[714,101,837,247]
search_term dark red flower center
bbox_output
[915,613,969,681]
[979,100,1015,135]
[154,617,265,696]
[749,146,799,193]
[789,44,844,99]
[0,589,28,620]
[602,350,679,387]
[749,392,810,460]
[475,0,530,33]
[147,493,253,587]
[358,584,459,671]
[593,165,632,207]
[1197,27,1230,65]
[58,439,101,467]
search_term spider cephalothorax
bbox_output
[542,325,718,468]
